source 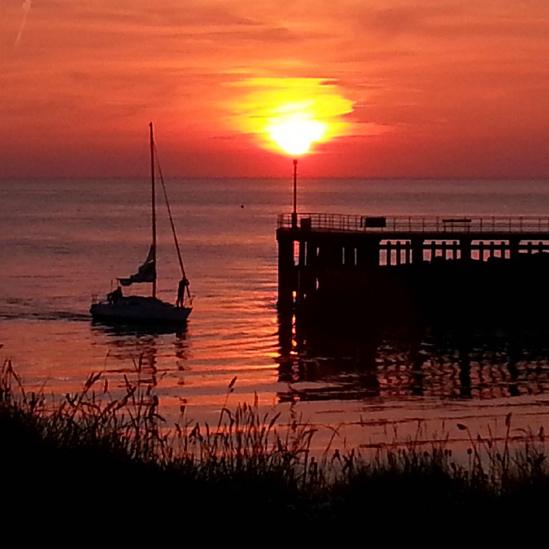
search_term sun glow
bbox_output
[231,78,354,157]
[267,113,326,156]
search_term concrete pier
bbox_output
[277,213,549,317]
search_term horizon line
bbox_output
[2,176,549,182]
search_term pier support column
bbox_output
[500,241,507,259]
[298,240,306,267]
[357,238,380,269]
[297,239,316,304]
[386,241,392,266]
[509,238,520,259]
[315,242,344,297]
[441,241,447,260]
[460,239,472,262]
[318,243,342,267]
[343,246,355,266]
[411,239,423,264]
[277,231,296,311]
[489,241,495,259]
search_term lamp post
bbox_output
[291,158,298,229]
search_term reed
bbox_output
[1,358,548,527]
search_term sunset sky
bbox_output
[2,0,549,178]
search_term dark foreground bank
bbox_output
[2,359,548,535]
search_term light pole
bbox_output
[291,158,298,228]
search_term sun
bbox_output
[267,113,326,157]
[230,77,355,157]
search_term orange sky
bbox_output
[2,0,549,178]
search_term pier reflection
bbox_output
[277,313,549,403]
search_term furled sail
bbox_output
[118,245,156,286]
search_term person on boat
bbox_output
[176,277,189,307]
[107,286,123,304]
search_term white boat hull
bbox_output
[90,296,191,324]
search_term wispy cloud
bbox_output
[14,0,31,47]
[2,0,549,177]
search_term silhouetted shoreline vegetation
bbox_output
[2,359,548,531]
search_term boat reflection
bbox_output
[277,312,549,403]
[91,318,189,338]
[90,320,190,386]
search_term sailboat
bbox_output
[90,123,192,324]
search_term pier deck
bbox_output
[278,213,549,238]
[277,213,549,315]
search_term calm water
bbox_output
[2,178,549,450]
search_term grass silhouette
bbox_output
[2,358,548,532]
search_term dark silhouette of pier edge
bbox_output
[277,213,549,329]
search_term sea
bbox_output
[2,178,549,453]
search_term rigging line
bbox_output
[153,144,190,296]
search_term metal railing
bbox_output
[277,213,549,234]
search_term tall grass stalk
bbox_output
[2,357,549,524]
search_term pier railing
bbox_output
[278,213,549,234]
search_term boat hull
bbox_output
[90,296,191,324]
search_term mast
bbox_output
[149,122,157,298]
